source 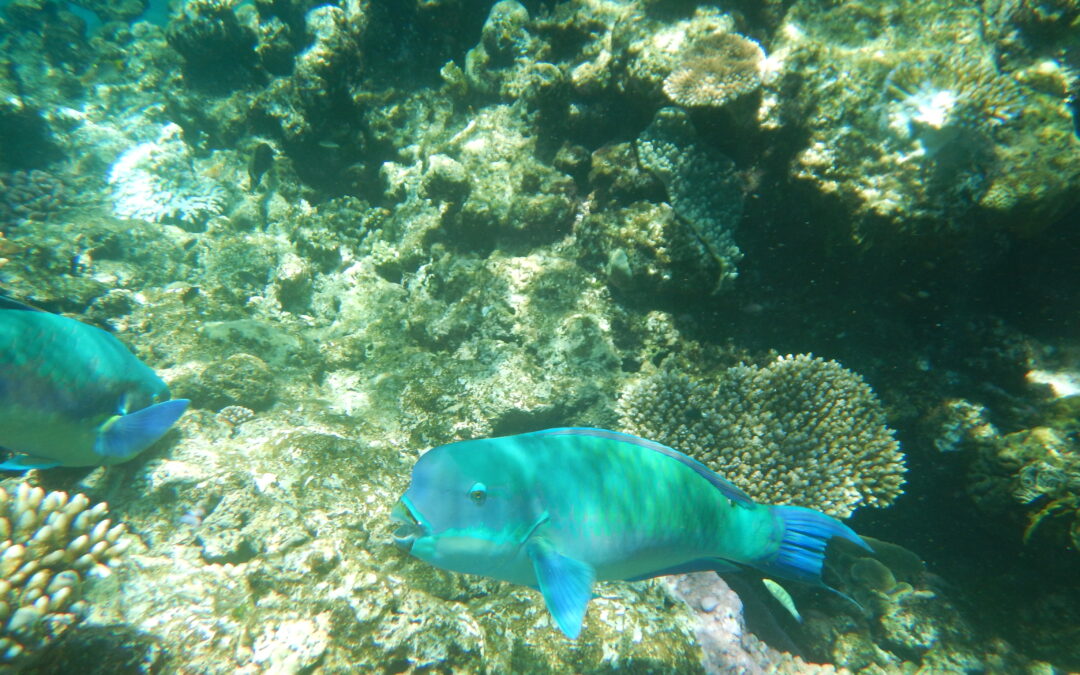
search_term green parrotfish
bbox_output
[392,427,870,639]
[0,295,189,470]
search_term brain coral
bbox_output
[0,485,128,666]
[619,354,906,518]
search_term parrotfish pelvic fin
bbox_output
[0,453,61,472]
[527,537,595,640]
[93,398,190,459]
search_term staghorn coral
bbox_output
[0,484,128,667]
[663,31,766,108]
[619,354,905,518]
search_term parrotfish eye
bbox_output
[468,482,487,505]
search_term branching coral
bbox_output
[0,484,129,665]
[619,354,906,518]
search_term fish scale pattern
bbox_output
[0,485,129,665]
[619,354,906,518]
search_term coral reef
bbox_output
[0,0,1077,671]
[798,537,1053,673]
[0,485,128,669]
[620,355,906,518]
[964,395,1080,549]
[166,0,258,90]
[762,0,1080,245]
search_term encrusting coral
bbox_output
[619,354,906,518]
[0,484,128,668]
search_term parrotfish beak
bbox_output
[391,497,427,552]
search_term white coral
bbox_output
[108,123,226,225]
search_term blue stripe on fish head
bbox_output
[399,437,544,577]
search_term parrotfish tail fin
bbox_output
[94,399,190,459]
[758,505,873,587]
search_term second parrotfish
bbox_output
[0,295,189,471]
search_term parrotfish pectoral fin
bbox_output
[93,399,190,459]
[758,505,872,586]
[0,453,61,471]
[527,538,595,639]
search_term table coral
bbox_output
[619,354,906,518]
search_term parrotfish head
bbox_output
[91,375,189,463]
[393,437,543,578]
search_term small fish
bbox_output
[762,578,802,622]
[0,295,189,470]
[247,142,274,191]
[393,427,871,638]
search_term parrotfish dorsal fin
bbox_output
[527,537,595,639]
[533,427,755,507]
[93,399,190,458]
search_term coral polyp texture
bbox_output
[0,170,67,232]
[0,485,128,667]
[619,354,906,518]
[635,107,744,290]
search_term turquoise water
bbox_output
[1,0,1079,672]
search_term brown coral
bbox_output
[619,354,906,518]
[663,32,765,108]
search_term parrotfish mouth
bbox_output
[391,498,427,552]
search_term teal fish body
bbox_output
[0,297,189,469]
[393,428,870,638]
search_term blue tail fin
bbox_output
[756,505,872,585]
[94,399,190,459]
